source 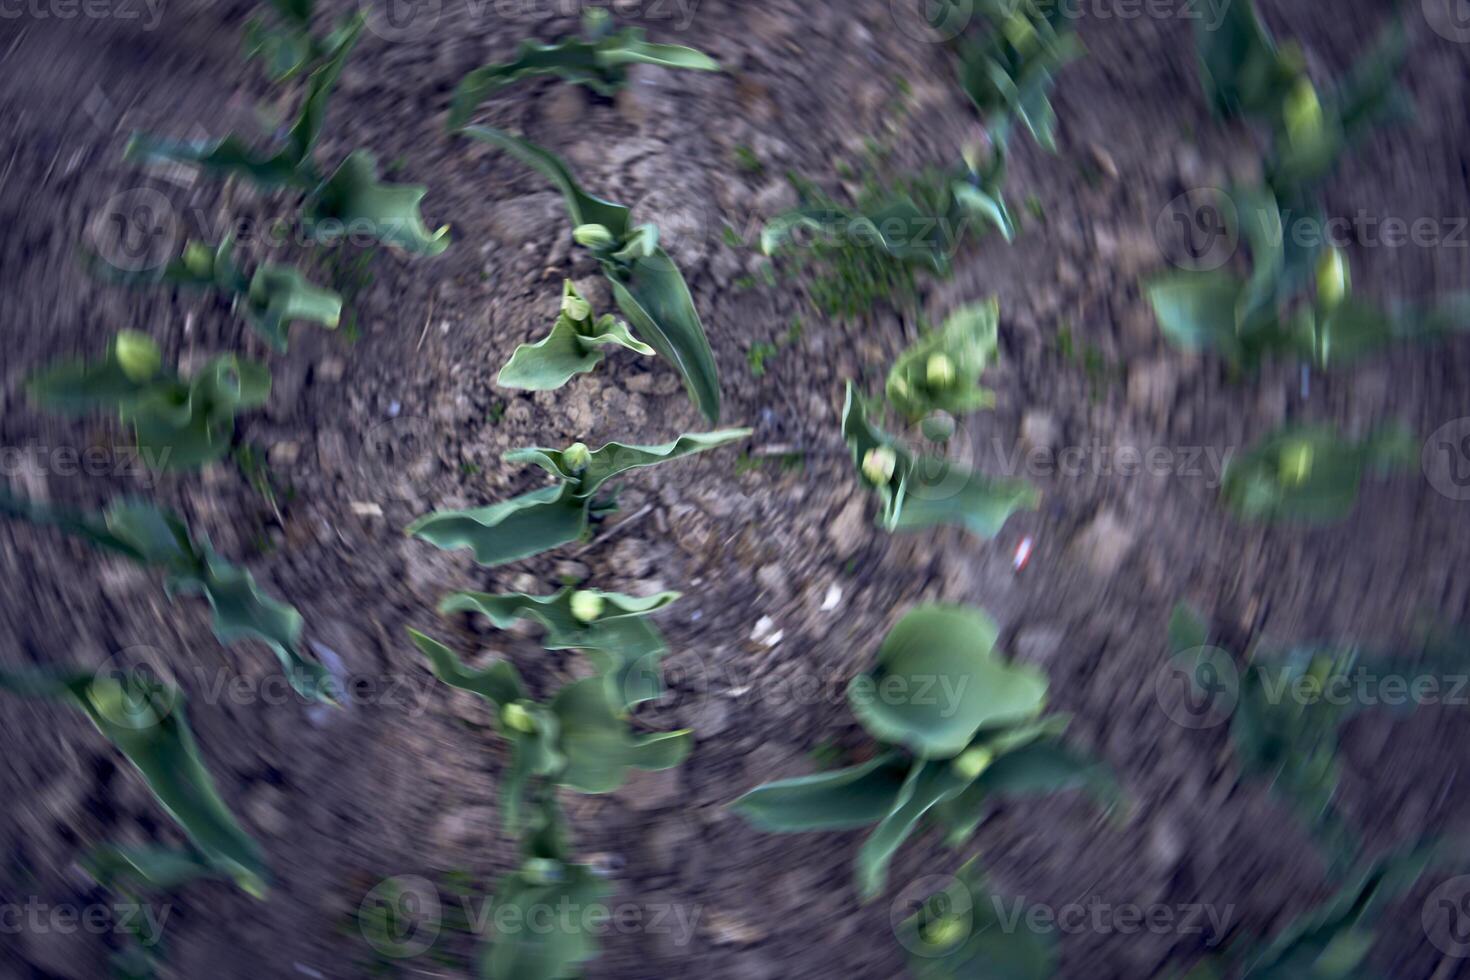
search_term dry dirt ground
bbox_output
[3,0,1470,977]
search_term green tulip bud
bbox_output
[1315,247,1349,311]
[182,241,214,278]
[562,442,592,472]
[1284,76,1324,144]
[962,133,993,175]
[114,331,161,382]
[926,353,957,388]
[573,224,616,249]
[862,447,898,486]
[570,590,605,623]
[920,915,967,950]
[951,746,994,782]
[501,701,537,734]
[561,285,592,322]
[1278,441,1314,486]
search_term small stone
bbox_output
[1088,142,1119,180]
[268,441,301,467]
[827,497,868,559]
[703,910,767,946]
[751,616,782,647]
[1020,410,1059,454]
[316,357,345,383]
[1070,509,1134,576]
[1127,358,1178,418]
[754,179,797,216]
[820,583,843,611]
[432,806,496,850]
[755,563,789,598]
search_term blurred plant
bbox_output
[244,0,359,82]
[410,630,689,836]
[886,299,999,426]
[439,587,679,713]
[127,18,449,256]
[28,332,269,471]
[497,281,653,391]
[1180,840,1467,980]
[408,429,749,567]
[896,857,1056,980]
[1147,6,1446,370]
[448,9,719,128]
[0,668,267,895]
[842,382,1036,539]
[1219,423,1415,524]
[459,127,720,421]
[0,492,335,700]
[91,237,340,353]
[731,604,1119,899]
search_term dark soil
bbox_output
[3,1,1470,978]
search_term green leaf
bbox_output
[438,587,679,711]
[124,133,309,189]
[497,281,652,391]
[550,677,691,793]
[1221,423,1415,524]
[506,429,752,497]
[848,605,1048,759]
[1168,603,1209,654]
[84,843,232,894]
[856,757,973,900]
[729,751,908,832]
[901,859,1057,980]
[886,299,999,421]
[1146,270,1246,361]
[480,861,613,980]
[460,126,631,237]
[244,263,342,352]
[410,629,525,708]
[448,22,718,129]
[283,15,362,165]
[305,150,450,255]
[406,483,591,568]
[0,670,267,896]
[608,251,723,423]
[123,356,271,470]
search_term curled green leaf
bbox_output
[498,281,653,391]
[887,299,999,421]
[305,150,450,255]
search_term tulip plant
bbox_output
[843,382,1036,539]
[408,428,749,567]
[0,491,335,701]
[244,0,360,82]
[1145,4,1457,370]
[732,604,1119,899]
[497,281,654,391]
[459,127,721,421]
[897,857,1055,980]
[439,586,679,713]
[0,667,267,896]
[886,299,999,429]
[91,237,341,353]
[28,332,269,472]
[1219,423,1414,524]
[448,9,720,129]
[127,16,449,256]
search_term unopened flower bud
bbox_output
[114,331,160,381]
[1315,247,1349,311]
[926,353,957,388]
[562,442,592,471]
[862,447,898,486]
[1278,441,1314,486]
[573,223,616,249]
[501,701,537,734]
[951,746,994,781]
[570,590,605,623]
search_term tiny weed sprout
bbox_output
[127,17,449,256]
[410,630,691,833]
[0,668,268,897]
[898,859,1055,980]
[843,382,1037,539]
[887,299,999,424]
[460,127,721,421]
[408,429,750,566]
[0,493,336,701]
[731,604,1119,900]
[90,237,341,352]
[1219,424,1414,524]
[439,587,680,712]
[448,9,719,129]
[28,332,269,471]
[497,281,654,391]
